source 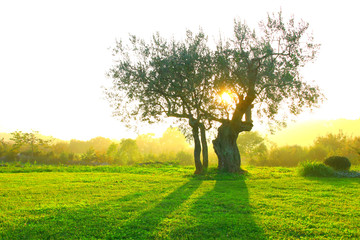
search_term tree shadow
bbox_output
[1,179,203,239]
[168,176,265,239]
[303,175,360,187]
[1,191,147,240]
[1,175,265,239]
[109,179,203,239]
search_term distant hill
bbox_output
[268,118,360,146]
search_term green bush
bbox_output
[298,161,336,177]
[324,156,351,171]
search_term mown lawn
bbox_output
[0,165,359,239]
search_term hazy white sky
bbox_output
[1,0,359,140]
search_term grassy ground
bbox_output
[0,165,359,239]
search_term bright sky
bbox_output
[1,0,359,140]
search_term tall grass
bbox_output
[298,161,336,177]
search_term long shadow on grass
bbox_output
[109,179,203,239]
[1,179,202,240]
[0,191,147,240]
[304,175,360,187]
[1,175,265,239]
[168,175,266,239]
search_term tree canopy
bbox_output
[107,31,213,127]
[213,13,322,127]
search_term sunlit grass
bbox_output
[0,165,359,239]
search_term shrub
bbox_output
[298,161,336,177]
[324,156,351,171]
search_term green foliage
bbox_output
[106,30,214,130]
[310,132,348,160]
[107,12,323,130]
[243,131,360,167]
[106,12,323,173]
[237,131,268,165]
[307,145,327,162]
[0,128,197,166]
[117,139,142,165]
[324,156,351,171]
[107,29,215,173]
[308,132,360,165]
[213,12,322,129]
[10,130,52,158]
[298,161,336,177]
[81,147,98,165]
[2,129,360,168]
[106,142,118,163]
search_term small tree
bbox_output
[236,131,268,165]
[106,142,118,164]
[10,130,52,160]
[81,147,97,165]
[117,139,142,165]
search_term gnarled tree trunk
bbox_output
[213,120,253,173]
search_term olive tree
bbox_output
[208,12,323,172]
[106,31,214,173]
[106,12,323,173]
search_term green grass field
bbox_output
[0,165,359,239]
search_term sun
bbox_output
[221,92,233,105]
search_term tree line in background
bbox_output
[0,128,194,166]
[237,131,360,166]
[1,129,359,167]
